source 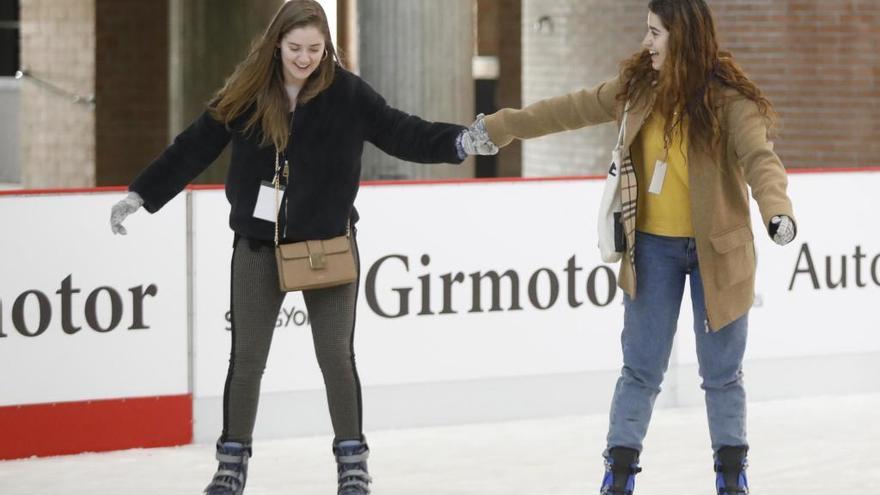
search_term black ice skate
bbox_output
[333,438,372,495]
[204,441,250,495]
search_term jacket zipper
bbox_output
[282,158,289,239]
[283,112,294,240]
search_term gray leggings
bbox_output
[221,235,363,444]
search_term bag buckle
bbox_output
[309,252,326,269]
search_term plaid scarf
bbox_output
[619,151,638,268]
[618,94,656,269]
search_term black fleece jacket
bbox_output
[129,66,465,242]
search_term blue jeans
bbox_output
[606,232,748,453]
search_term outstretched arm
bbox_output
[110,110,231,235]
[360,79,466,164]
[481,77,621,148]
[129,110,232,213]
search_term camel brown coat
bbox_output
[483,77,795,330]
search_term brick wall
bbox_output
[95,0,168,187]
[521,0,880,176]
[712,0,880,170]
[20,0,95,188]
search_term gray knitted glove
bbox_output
[110,191,144,235]
[768,215,796,245]
[456,114,499,156]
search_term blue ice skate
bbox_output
[715,445,749,494]
[600,447,642,494]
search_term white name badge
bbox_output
[253,180,284,222]
[649,160,668,195]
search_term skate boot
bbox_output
[715,445,749,494]
[600,447,642,494]
[333,437,372,495]
[204,441,250,495]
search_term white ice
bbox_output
[1,393,877,494]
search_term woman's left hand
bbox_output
[768,215,796,245]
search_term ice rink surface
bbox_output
[1,393,877,494]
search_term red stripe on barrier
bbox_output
[179,175,607,189]
[0,185,128,196]
[1,166,879,196]
[361,174,605,187]
[785,166,880,174]
[187,184,224,190]
[0,394,192,460]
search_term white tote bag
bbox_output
[597,103,629,263]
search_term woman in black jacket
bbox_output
[109,1,495,494]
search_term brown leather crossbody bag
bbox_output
[272,151,356,292]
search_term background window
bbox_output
[0,0,19,77]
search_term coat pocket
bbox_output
[709,224,755,288]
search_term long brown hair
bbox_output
[618,0,775,152]
[209,0,339,150]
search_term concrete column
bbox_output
[0,79,21,184]
[169,0,283,184]
[521,0,644,177]
[19,0,96,188]
[356,0,474,180]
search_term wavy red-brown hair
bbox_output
[618,0,776,152]
[208,0,339,150]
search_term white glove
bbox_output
[457,113,499,156]
[110,192,144,235]
[768,215,796,245]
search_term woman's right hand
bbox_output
[110,192,144,235]
[457,114,499,156]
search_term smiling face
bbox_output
[642,11,670,72]
[277,24,326,86]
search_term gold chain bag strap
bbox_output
[273,150,357,292]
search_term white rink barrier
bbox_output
[1,170,879,456]
[0,190,191,459]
